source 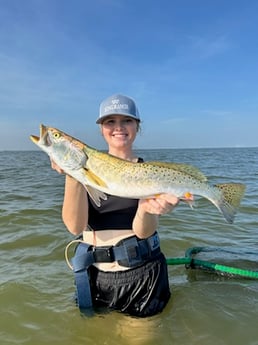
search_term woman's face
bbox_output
[101,115,139,150]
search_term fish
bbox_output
[30,124,246,223]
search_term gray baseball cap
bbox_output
[96,94,141,124]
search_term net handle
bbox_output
[166,246,258,279]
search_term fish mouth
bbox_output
[30,134,40,144]
[30,124,48,145]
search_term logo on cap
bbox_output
[104,98,130,114]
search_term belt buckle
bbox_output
[123,237,142,267]
[105,246,114,262]
[93,246,114,263]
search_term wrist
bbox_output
[133,207,159,239]
[66,175,78,183]
[136,207,158,222]
[65,175,84,191]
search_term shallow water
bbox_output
[1,148,258,345]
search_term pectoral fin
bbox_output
[83,168,107,187]
[82,168,108,206]
[85,185,108,207]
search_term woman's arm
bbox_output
[132,194,179,239]
[51,160,88,235]
[62,175,88,235]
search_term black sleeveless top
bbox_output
[87,157,143,230]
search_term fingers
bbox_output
[139,194,180,215]
[148,199,169,215]
[156,193,180,206]
[50,159,64,174]
[150,197,177,214]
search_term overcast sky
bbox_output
[1,0,258,150]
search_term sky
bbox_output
[1,0,258,150]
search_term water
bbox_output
[0,147,258,345]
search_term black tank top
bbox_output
[87,157,143,230]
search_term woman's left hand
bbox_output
[139,193,180,215]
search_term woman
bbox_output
[52,94,179,317]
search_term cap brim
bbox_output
[96,113,140,124]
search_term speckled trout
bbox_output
[30,124,246,223]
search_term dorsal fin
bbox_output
[147,161,207,182]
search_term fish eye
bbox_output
[53,132,60,139]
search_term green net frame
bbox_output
[166,247,258,279]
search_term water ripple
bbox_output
[1,148,258,345]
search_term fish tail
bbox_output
[214,183,246,223]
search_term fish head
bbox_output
[30,124,87,170]
[30,124,52,152]
[30,124,67,154]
